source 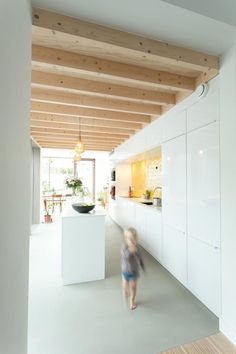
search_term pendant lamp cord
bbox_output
[78,117,81,141]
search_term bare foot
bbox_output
[130,303,137,310]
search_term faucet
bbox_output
[153,187,162,197]
[153,187,162,206]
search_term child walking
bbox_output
[121,227,145,310]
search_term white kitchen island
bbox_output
[61,206,106,285]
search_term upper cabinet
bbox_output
[187,90,219,132]
[162,135,186,232]
[162,111,186,142]
[187,122,220,248]
[145,118,163,151]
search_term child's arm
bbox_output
[137,247,145,271]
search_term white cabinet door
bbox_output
[187,90,219,132]
[135,204,147,248]
[162,111,186,142]
[162,135,186,232]
[162,224,187,285]
[187,122,220,248]
[122,200,135,230]
[145,118,163,151]
[146,210,162,261]
[188,236,221,316]
[113,197,123,228]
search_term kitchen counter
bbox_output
[118,196,162,212]
[61,205,106,285]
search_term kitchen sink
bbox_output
[141,201,153,205]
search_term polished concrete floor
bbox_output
[28,217,218,354]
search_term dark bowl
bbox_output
[72,203,95,214]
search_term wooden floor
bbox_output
[160,333,236,354]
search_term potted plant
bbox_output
[96,191,104,206]
[143,189,151,200]
[44,202,53,223]
[65,177,83,196]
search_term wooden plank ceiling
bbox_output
[31,8,219,152]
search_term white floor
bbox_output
[28,218,218,354]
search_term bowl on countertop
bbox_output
[72,203,95,213]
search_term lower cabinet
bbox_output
[162,224,187,286]
[187,236,221,316]
[121,198,135,230]
[146,209,162,262]
[135,203,147,247]
[109,199,220,316]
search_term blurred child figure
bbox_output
[121,227,145,310]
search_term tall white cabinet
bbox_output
[187,121,221,316]
[187,123,220,248]
[161,89,221,315]
[162,135,187,285]
[162,135,186,232]
[110,80,221,317]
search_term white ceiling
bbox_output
[161,0,236,27]
[31,0,236,56]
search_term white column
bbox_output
[0,1,31,354]
[219,46,236,344]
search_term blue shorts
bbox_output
[122,272,138,281]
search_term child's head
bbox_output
[124,227,138,245]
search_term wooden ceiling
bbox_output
[31,8,219,152]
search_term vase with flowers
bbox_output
[65,177,84,203]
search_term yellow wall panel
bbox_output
[131,157,162,197]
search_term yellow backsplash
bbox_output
[131,157,162,197]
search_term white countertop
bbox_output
[62,205,106,218]
[118,196,162,212]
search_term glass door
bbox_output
[74,159,95,200]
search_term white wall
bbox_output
[219,46,236,344]
[32,146,41,224]
[0,1,31,353]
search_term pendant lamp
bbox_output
[74,153,81,162]
[75,117,84,154]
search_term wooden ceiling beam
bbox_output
[31,120,134,135]
[31,127,129,139]
[32,45,195,92]
[31,113,142,130]
[35,140,114,149]
[35,140,115,147]
[31,87,164,114]
[37,142,112,151]
[35,138,115,145]
[31,101,151,124]
[32,71,175,105]
[31,133,124,142]
[34,139,118,150]
[32,8,219,72]
[36,139,117,147]
[33,135,123,146]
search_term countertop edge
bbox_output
[117,196,162,212]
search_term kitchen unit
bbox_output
[111,196,162,262]
[61,205,106,285]
[109,77,221,316]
